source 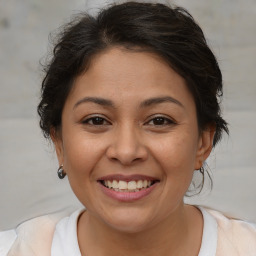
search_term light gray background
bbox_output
[0,0,255,231]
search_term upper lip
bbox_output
[97,174,160,182]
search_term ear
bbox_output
[194,125,216,170]
[50,127,64,166]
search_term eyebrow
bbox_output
[73,96,184,110]
[73,97,115,110]
[140,96,184,108]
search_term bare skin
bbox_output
[52,47,215,255]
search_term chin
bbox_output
[101,207,155,234]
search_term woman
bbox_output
[1,1,256,255]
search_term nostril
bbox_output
[107,154,144,166]
[105,137,148,165]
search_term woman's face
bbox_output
[53,47,214,232]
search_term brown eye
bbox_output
[152,117,166,125]
[147,116,174,126]
[83,116,110,126]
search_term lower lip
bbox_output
[98,182,158,202]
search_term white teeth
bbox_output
[112,180,118,189]
[107,180,112,188]
[119,180,128,190]
[128,181,137,190]
[137,180,143,189]
[103,179,155,191]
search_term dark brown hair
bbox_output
[38,2,228,146]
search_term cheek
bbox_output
[151,132,199,171]
[149,131,199,198]
[61,134,106,206]
[62,130,104,179]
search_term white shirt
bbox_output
[1,206,256,255]
[51,207,218,256]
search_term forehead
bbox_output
[67,47,195,109]
[86,47,180,86]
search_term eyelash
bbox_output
[81,115,175,127]
[145,116,175,126]
[82,116,111,126]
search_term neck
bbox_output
[77,204,203,256]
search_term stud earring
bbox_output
[57,165,66,179]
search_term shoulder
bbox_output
[204,208,256,256]
[0,210,71,256]
[0,229,17,256]
[51,208,84,255]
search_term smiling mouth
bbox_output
[99,179,159,192]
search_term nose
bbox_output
[106,124,148,166]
